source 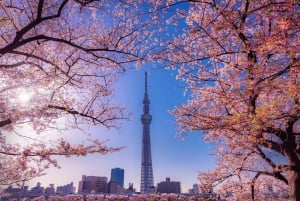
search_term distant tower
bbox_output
[140,72,154,193]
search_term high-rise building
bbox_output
[108,180,124,194]
[27,182,44,198]
[110,168,124,187]
[140,72,154,193]
[2,186,23,200]
[157,177,181,194]
[44,184,56,197]
[78,175,107,194]
[192,184,200,194]
[56,182,74,196]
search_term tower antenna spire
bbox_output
[145,71,148,95]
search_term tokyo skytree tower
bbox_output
[140,72,154,194]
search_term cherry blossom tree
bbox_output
[160,0,299,200]
[0,0,158,185]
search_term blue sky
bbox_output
[26,67,215,193]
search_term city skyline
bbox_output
[2,175,201,200]
[20,68,215,193]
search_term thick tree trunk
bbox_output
[288,170,300,201]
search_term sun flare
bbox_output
[18,92,31,103]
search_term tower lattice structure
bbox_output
[140,72,154,194]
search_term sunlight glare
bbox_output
[18,92,31,103]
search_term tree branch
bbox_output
[0,119,12,128]
[251,172,261,200]
[37,0,44,19]
[0,0,69,55]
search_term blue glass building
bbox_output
[110,168,124,187]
